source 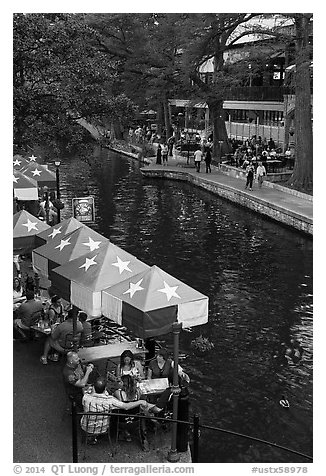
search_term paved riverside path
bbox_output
[140,151,312,235]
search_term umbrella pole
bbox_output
[72,306,78,352]
[167,322,182,462]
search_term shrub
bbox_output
[191,335,215,354]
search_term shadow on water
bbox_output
[60,148,312,463]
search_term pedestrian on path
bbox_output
[204,147,212,173]
[245,161,255,191]
[256,161,267,189]
[167,136,175,156]
[156,144,162,165]
[194,147,203,172]
[161,143,168,165]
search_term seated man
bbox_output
[81,378,150,449]
[40,308,83,364]
[62,351,94,411]
[14,289,43,340]
[78,311,93,347]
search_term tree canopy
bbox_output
[13,12,313,191]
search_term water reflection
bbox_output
[60,148,312,463]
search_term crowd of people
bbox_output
[229,135,293,169]
[13,272,190,452]
[62,344,189,449]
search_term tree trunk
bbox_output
[112,121,123,140]
[208,100,230,162]
[163,97,172,140]
[157,102,164,136]
[287,14,313,193]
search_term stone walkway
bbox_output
[140,150,312,236]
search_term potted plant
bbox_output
[191,335,215,356]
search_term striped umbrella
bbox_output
[13,210,50,254]
[50,241,150,318]
[13,170,39,201]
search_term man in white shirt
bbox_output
[256,161,267,189]
[81,378,149,449]
[194,148,203,172]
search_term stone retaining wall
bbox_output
[141,169,312,236]
[219,164,312,201]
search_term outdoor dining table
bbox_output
[265,159,283,173]
[77,341,147,364]
[138,378,169,396]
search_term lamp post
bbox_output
[55,160,61,222]
[43,186,49,224]
[167,322,182,462]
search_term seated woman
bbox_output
[47,295,64,325]
[114,375,157,445]
[13,277,25,307]
[147,348,187,380]
[116,350,145,381]
[114,374,141,403]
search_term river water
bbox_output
[60,148,313,463]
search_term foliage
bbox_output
[13,13,313,192]
[13,13,138,156]
[191,334,215,354]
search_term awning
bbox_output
[35,217,85,247]
[13,210,50,254]
[20,162,56,188]
[32,225,109,279]
[101,265,209,338]
[13,171,39,201]
[50,241,150,317]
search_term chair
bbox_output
[62,331,82,353]
[115,407,145,449]
[48,331,82,363]
[80,408,115,460]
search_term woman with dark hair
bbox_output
[147,348,189,381]
[47,295,64,325]
[114,375,141,403]
[13,277,25,304]
[116,350,145,380]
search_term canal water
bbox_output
[60,148,312,463]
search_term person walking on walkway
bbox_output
[194,147,203,172]
[204,147,212,173]
[245,161,255,191]
[161,143,168,165]
[156,144,162,165]
[167,136,175,156]
[256,161,267,189]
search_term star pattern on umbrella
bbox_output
[22,219,38,232]
[82,236,102,252]
[13,159,21,166]
[55,237,71,251]
[29,155,37,161]
[112,256,132,274]
[123,278,144,298]
[31,168,42,177]
[13,175,19,183]
[157,281,181,301]
[79,255,97,271]
[48,227,62,239]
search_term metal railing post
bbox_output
[71,400,78,463]
[193,413,200,463]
